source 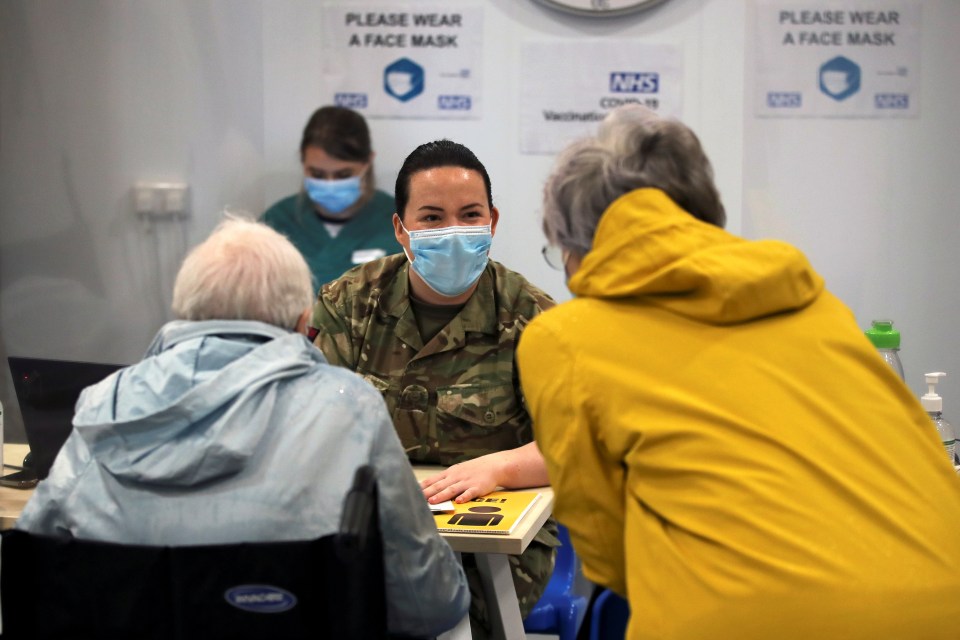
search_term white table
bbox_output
[413,467,555,640]
[0,444,32,530]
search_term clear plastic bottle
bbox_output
[864,319,905,381]
[921,372,956,466]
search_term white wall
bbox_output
[743,0,960,402]
[1,0,957,439]
[0,0,266,438]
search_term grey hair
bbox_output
[171,215,313,329]
[542,105,725,256]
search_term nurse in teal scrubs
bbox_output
[261,106,401,290]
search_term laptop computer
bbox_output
[6,357,126,482]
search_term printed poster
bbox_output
[320,3,483,119]
[520,40,683,155]
[754,0,921,118]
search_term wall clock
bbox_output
[530,0,672,18]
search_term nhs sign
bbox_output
[875,93,909,109]
[334,93,368,109]
[438,95,472,111]
[767,92,802,108]
[609,72,659,94]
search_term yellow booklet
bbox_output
[434,491,542,535]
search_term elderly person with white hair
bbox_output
[16,217,469,638]
[517,105,960,639]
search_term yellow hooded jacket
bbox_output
[518,189,960,639]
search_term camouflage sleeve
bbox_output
[309,281,360,370]
[531,288,556,316]
[518,276,556,330]
[510,277,557,433]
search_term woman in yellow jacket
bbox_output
[517,105,960,639]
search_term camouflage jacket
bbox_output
[309,253,555,466]
[309,254,560,620]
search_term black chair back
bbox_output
[1,465,385,640]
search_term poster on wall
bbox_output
[519,41,682,155]
[319,3,482,119]
[754,0,920,118]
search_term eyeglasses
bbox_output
[541,244,565,271]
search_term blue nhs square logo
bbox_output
[609,72,659,94]
[875,93,909,109]
[767,92,802,108]
[334,93,368,109]
[438,95,472,111]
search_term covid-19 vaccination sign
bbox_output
[519,41,683,155]
[754,0,920,118]
[319,4,483,119]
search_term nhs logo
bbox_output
[767,92,802,108]
[875,93,909,109]
[438,95,472,110]
[609,72,659,94]
[334,93,368,109]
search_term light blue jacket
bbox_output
[17,320,469,637]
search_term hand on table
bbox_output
[420,453,501,504]
[419,442,550,504]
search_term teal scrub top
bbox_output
[261,189,401,291]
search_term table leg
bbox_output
[474,552,524,640]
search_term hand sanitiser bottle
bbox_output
[865,319,905,381]
[921,372,956,465]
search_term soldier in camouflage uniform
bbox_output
[307,139,559,639]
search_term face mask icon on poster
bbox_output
[818,55,861,102]
[403,224,493,297]
[821,71,850,96]
[383,57,425,103]
[304,175,362,216]
[386,72,414,97]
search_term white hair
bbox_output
[171,216,313,329]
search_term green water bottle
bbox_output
[865,319,905,381]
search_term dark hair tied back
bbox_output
[300,106,372,162]
[394,140,493,219]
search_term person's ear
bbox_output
[563,251,584,282]
[295,308,311,335]
[393,213,407,247]
[489,207,500,237]
[362,151,376,178]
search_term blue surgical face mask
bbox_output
[304,175,362,216]
[402,223,493,297]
